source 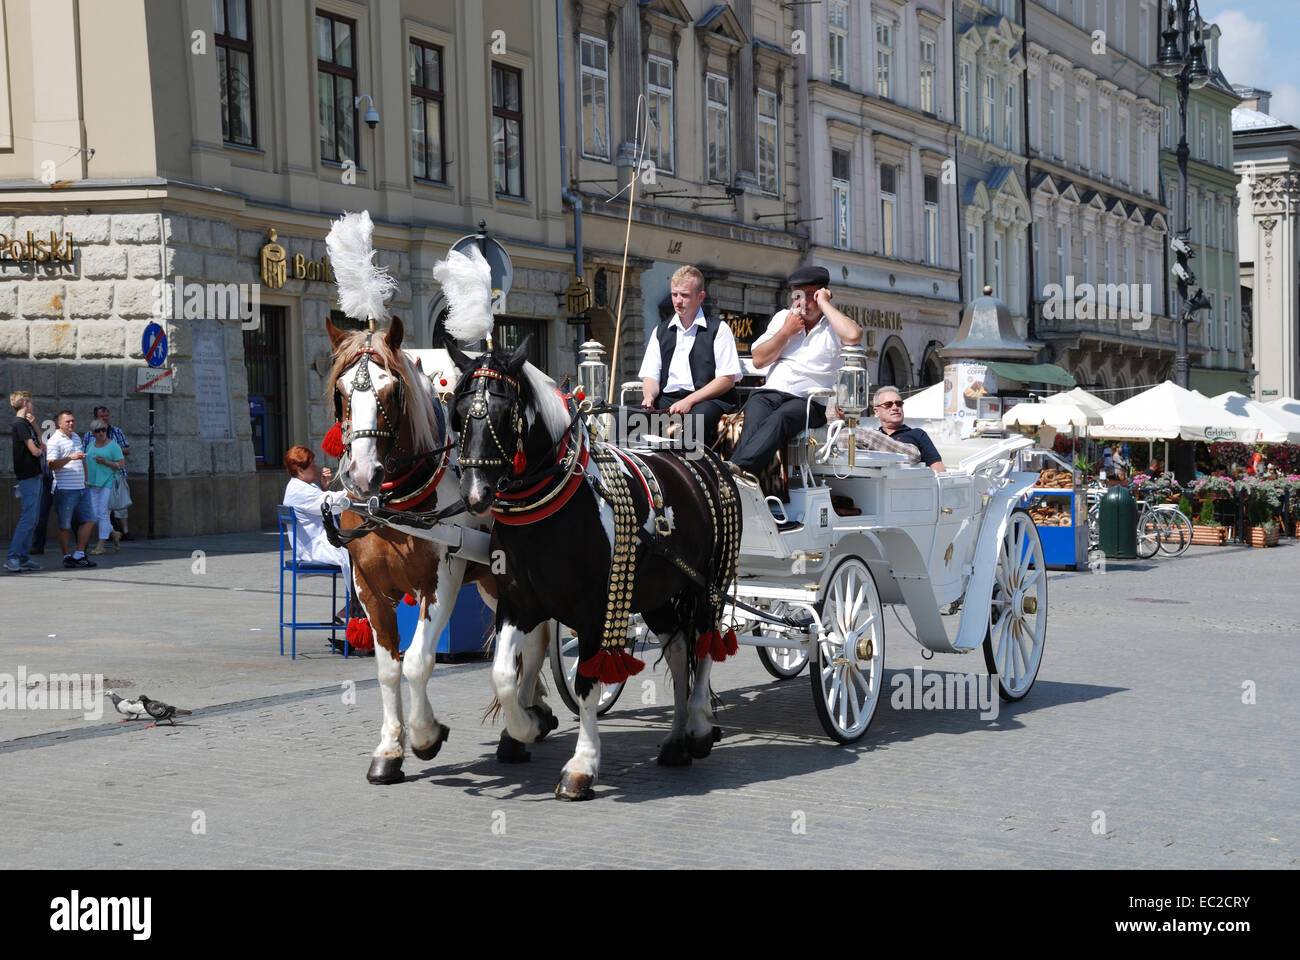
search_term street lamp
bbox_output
[1153,0,1214,389]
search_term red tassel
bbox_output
[722,628,738,657]
[513,449,527,474]
[401,593,416,606]
[577,649,645,685]
[696,632,712,659]
[346,617,374,651]
[322,421,345,458]
[710,628,727,662]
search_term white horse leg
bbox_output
[656,630,693,766]
[515,623,558,741]
[556,680,601,801]
[403,558,460,760]
[366,600,407,784]
[492,620,542,763]
[685,653,722,760]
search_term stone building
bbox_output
[1233,88,1300,402]
[791,0,964,391]
[1024,0,1178,399]
[0,0,576,536]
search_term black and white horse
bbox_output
[447,339,741,800]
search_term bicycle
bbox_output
[1085,482,1191,558]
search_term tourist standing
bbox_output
[5,391,45,572]
[85,418,125,555]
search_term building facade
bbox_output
[1159,22,1251,396]
[1233,88,1300,402]
[1025,0,1179,399]
[793,0,963,392]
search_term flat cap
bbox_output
[788,264,830,287]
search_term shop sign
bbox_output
[718,310,766,355]
[0,231,75,264]
[260,228,335,289]
[839,304,903,331]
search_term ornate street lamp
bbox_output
[1153,0,1214,388]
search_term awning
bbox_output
[983,361,1077,387]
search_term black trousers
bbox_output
[651,391,734,447]
[730,389,827,473]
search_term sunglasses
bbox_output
[875,400,903,409]
[94,429,107,434]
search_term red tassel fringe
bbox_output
[577,648,645,685]
[695,627,736,663]
[512,449,527,474]
[401,593,416,606]
[346,617,374,652]
[322,421,345,458]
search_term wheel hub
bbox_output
[1021,596,1037,616]
[855,636,874,661]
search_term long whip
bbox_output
[606,96,651,404]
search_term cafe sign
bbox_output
[260,228,335,289]
[0,231,75,264]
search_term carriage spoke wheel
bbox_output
[755,602,809,679]
[547,620,627,718]
[810,559,884,743]
[983,509,1048,702]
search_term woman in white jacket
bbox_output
[283,444,352,621]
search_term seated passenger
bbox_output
[728,264,862,476]
[282,444,353,620]
[871,386,945,472]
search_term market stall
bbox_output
[1016,448,1088,569]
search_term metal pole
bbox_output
[147,399,155,539]
[1175,58,1191,389]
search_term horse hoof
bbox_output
[686,726,722,760]
[555,771,595,801]
[529,704,559,741]
[366,757,405,784]
[656,737,692,767]
[411,723,450,761]
[496,731,531,764]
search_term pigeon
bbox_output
[107,690,147,722]
[137,695,192,728]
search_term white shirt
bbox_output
[752,310,844,402]
[638,309,742,394]
[47,431,86,491]
[283,478,353,576]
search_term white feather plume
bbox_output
[325,210,397,322]
[433,247,494,344]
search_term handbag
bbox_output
[109,473,133,511]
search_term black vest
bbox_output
[655,314,739,403]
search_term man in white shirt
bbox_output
[46,410,98,567]
[638,265,741,446]
[729,264,862,474]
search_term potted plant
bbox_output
[1241,478,1281,547]
[1191,497,1226,545]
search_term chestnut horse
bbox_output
[326,317,557,784]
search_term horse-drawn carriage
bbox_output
[319,215,1048,798]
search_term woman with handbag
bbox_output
[85,419,124,554]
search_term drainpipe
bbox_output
[557,0,585,361]
[1021,0,1036,345]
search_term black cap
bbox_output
[788,264,830,287]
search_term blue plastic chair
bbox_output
[277,504,351,659]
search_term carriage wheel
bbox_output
[809,558,885,743]
[983,510,1048,702]
[547,620,627,718]
[754,602,809,679]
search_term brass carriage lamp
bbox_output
[577,339,609,406]
[836,343,870,466]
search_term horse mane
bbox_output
[326,328,438,451]
[519,361,571,443]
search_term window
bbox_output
[920,38,935,114]
[1075,99,1087,167]
[705,73,730,182]
[829,1,848,84]
[1123,246,1132,288]
[1138,2,1149,62]
[1117,120,1127,183]
[492,63,524,197]
[1056,227,1066,284]
[993,236,1003,299]
[1203,196,1211,251]
[923,175,939,265]
[215,0,255,146]
[1223,294,1233,351]
[1139,126,1148,193]
[1206,292,1216,347]
[1162,103,1170,148]
[968,227,980,291]
[1048,85,1058,156]
[1083,235,1093,285]
[647,56,674,173]
[1114,0,1125,53]
[244,305,287,468]
[1199,116,1207,160]
[316,12,358,164]
[757,89,779,194]
[579,36,610,159]
[1221,200,1232,250]
[1099,105,1111,176]
[983,75,995,141]
[1216,124,1224,166]
[1095,0,1106,34]
[1103,238,1112,285]
[960,62,972,132]
[1004,84,1015,150]
[1032,230,1041,296]
[832,149,851,249]
[1073,0,1086,27]
[410,40,445,181]
[880,164,898,257]
[875,21,893,98]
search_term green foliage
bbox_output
[1177,495,1193,520]
[1198,498,1218,526]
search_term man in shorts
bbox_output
[46,410,98,568]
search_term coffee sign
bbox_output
[0,231,75,264]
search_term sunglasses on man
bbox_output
[875,400,903,409]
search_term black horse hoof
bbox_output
[496,731,531,764]
[656,737,693,767]
[555,771,595,801]
[686,725,722,759]
[411,723,450,761]
[366,756,405,784]
[529,704,559,741]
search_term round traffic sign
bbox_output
[142,322,168,368]
[451,234,513,301]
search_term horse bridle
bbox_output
[459,366,524,474]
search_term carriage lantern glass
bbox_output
[836,343,870,467]
[577,339,609,405]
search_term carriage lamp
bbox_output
[577,340,609,409]
[836,344,870,467]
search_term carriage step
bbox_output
[776,521,803,533]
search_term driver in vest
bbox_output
[638,265,741,447]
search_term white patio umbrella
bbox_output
[1003,401,1100,433]
[1045,386,1113,413]
[1090,381,1257,443]
[1210,391,1299,443]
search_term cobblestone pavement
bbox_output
[0,532,1296,869]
